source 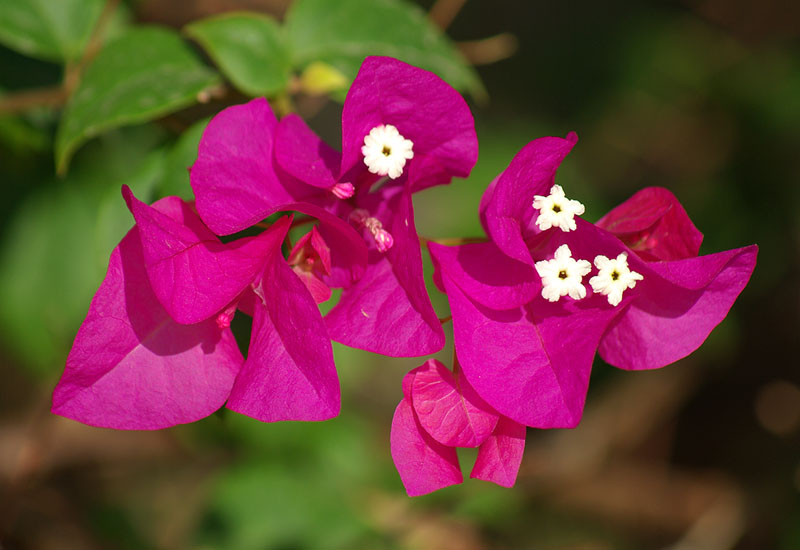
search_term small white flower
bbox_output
[535,244,592,302]
[361,124,414,179]
[589,252,643,306]
[532,184,585,232]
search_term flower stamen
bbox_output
[349,208,394,252]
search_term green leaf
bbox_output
[157,116,210,200]
[55,26,220,174]
[0,127,165,375]
[184,12,290,97]
[0,0,104,62]
[285,0,484,99]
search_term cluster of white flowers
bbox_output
[533,186,643,306]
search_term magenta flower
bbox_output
[430,135,757,429]
[390,359,526,496]
[51,185,365,429]
[190,56,478,357]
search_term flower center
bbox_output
[534,244,592,302]
[361,124,414,179]
[532,184,585,232]
[288,227,332,277]
[287,227,333,304]
[589,252,643,306]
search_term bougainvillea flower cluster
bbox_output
[430,134,758,431]
[53,55,756,497]
[190,56,477,357]
[53,56,477,430]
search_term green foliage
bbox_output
[0,0,104,62]
[185,12,291,97]
[194,412,387,550]
[286,0,484,99]
[55,26,220,173]
[157,116,210,200]
[0,128,165,374]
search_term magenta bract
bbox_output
[391,360,526,496]
[190,98,313,236]
[123,187,291,325]
[595,186,703,261]
[53,186,345,429]
[53,225,243,430]
[226,245,340,422]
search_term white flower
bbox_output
[589,252,643,306]
[532,184,585,232]
[535,244,592,302]
[361,124,414,179]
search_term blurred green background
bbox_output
[1,0,798,548]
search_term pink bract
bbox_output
[123,187,291,325]
[54,186,348,429]
[225,244,340,422]
[53,225,243,430]
[391,360,526,496]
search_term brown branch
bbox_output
[64,0,121,95]
[0,0,120,115]
[420,236,487,246]
[0,87,67,114]
[429,0,467,30]
[458,33,518,65]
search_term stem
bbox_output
[254,215,316,231]
[291,216,316,229]
[272,92,295,118]
[420,236,487,246]
[458,33,519,66]
[64,0,120,94]
[429,0,467,30]
[0,0,120,115]
[0,87,67,114]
